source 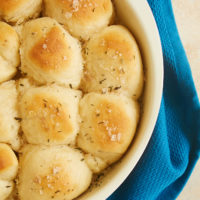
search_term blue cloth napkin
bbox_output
[108,0,200,199]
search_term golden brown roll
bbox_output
[0,180,14,200]
[0,81,20,150]
[43,0,114,40]
[0,143,18,181]
[77,93,140,171]
[0,22,20,83]
[20,17,83,88]
[18,145,92,200]
[19,85,81,145]
[81,25,144,99]
[0,0,42,24]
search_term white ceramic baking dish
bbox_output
[79,0,163,199]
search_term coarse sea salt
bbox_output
[72,0,79,12]
[42,44,47,49]
[53,166,60,174]
[65,12,72,19]
[111,134,117,141]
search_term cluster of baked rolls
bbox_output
[0,0,143,199]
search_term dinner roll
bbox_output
[0,180,14,200]
[0,81,20,150]
[77,93,139,167]
[19,85,81,145]
[18,145,92,200]
[0,143,18,181]
[0,0,42,24]
[20,17,83,88]
[81,25,144,99]
[0,22,20,83]
[43,0,114,40]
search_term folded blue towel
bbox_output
[108,0,200,199]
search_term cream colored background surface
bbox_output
[172,0,200,199]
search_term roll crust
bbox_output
[0,81,20,150]
[18,145,92,200]
[43,0,114,40]
[0,0,42,24]
[81,25,144,99]
[77,93,140,169]
[0,180,14,200]
[0,143,18,181]
[20,17,83,88]
[19,85,81,145]
[0,22,20,83]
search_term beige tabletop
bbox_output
[172,0,200,199]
